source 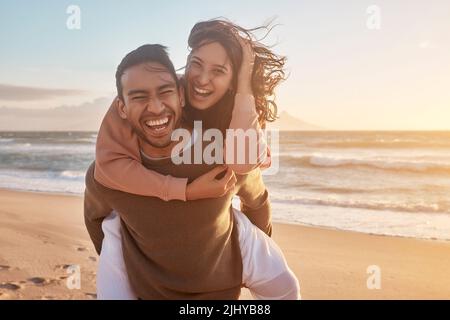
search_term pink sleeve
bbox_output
[94,99,188,201]
[224,93,269,174]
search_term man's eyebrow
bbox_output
[191,56,229,71]
[127,89,149,96]
[159,83,176,91]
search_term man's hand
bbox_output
[186,165,237,200]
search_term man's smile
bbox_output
[141,114,173,137]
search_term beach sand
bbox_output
[1,189,449,300]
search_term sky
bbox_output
[0,0,449,130]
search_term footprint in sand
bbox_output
[55,264,71,270]
[28,277,54,286]
[76,246,88,252]
[85,292,97,299]
[88,256,97,262]
[0,282,22,291]
[27,277,58,286]
[0,265,11,271]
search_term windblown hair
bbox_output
[187,19,287,128]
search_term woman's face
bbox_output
[186,41,233,110]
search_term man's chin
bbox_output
[140,131,174,148]
[144,137,173,148]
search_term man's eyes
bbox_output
[131,91,173,100]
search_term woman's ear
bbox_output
[116,97,128,119]
[179,86,185,108]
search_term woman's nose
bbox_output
[197,71,210,86]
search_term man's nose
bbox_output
[146,98,164,114]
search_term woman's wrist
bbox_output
[236,76,253,95]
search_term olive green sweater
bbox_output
[84,154,271,299]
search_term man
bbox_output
[84,44,299,299]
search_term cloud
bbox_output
[0,83,86,101]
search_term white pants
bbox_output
[97,209,300,300]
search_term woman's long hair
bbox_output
[186,19,286,129]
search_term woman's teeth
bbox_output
[193,87,212,97]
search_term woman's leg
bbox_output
[234,208,301,300]
[97,211,138,300]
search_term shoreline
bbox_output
[1,188,450,299]
[1,187,448,244]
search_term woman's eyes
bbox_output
[132,96,146,100]
[189,61,227,76]
[213,69,225,75]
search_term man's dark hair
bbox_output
[115,44,179,100]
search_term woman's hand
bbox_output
[186,165,237,200]
[237,36,255,95]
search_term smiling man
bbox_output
[84,44,299,300]
[115,48,185,154]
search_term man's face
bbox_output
[117,62,184,148]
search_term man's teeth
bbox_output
[145,117,169,127]
[194,87,212,95]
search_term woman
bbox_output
[94,19,300,299]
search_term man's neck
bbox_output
[138,123,192,159]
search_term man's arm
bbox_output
[235,169,272,237]
[84,162,113,255]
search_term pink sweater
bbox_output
[94,93,269,201]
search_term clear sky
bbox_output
[1,0,449,130]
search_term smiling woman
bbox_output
[186,42,234,110]
[184,19,286,130]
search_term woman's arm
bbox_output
[94,98,188,201]
[95,98,236,201]
[224,38,270,174]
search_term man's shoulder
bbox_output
[84,161,96,188]
[84,161,109,196]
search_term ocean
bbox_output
[1,131,450,241]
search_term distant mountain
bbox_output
[0,100,324,132]
[0,97,111,131]
[266,111,323,131]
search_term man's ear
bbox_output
[116,97,128,119]
[179,86,185,108]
